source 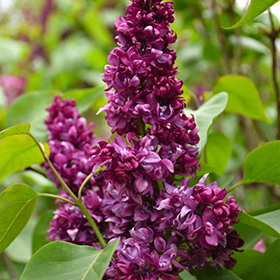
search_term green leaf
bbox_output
[232,249,264,279]
[254,239,280,280]
[32,211,54,254]
[213,75,270,122]
[238,211,280,239]
[63,85,105,113]
[0,134,50,182]
[204,132,231,175]
[185,92,228,155]
[0,184,37,254]
[224,0,280,29]
[233,222,265,249]
[0,123,31,139]
[5,91,57,142]
[194,265,242,280]
[243,141,280,184]
[20,239,119,280]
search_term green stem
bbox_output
[38,193,76,206]
[78,173,94,199]
[29,133,78,203]
[29,133,107,248]
[25,166,47,178]
[76,200,106,248]
[227,180,244,193]
[268,9,280,140]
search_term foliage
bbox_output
[1,0,280,279]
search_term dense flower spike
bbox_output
[100,0,185,134]
[43,95,99,193]
[100,0,200,179]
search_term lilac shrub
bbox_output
[44,0,243,279]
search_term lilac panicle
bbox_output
[43,95,99,194]
[100,0,185,134]
[100,0,200,179]
[43,1,243,278]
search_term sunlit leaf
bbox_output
[185,92,228,155]
[20,239,119,280]
[224,0,279,29]
[213,75,270,122]
[0,184,37,254]
[0,123,31,139]
[0,134,49,182]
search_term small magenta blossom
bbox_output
[0,75,26,105]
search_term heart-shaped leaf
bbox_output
[243,141,280,185]
[213,75,270,122]
[0,184,37,254]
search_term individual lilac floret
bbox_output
[43,95,99,193]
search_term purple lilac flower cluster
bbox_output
[43,0,244,279]
[43,95,99,194]
[44,95,243,278]
[100,0,200,178]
